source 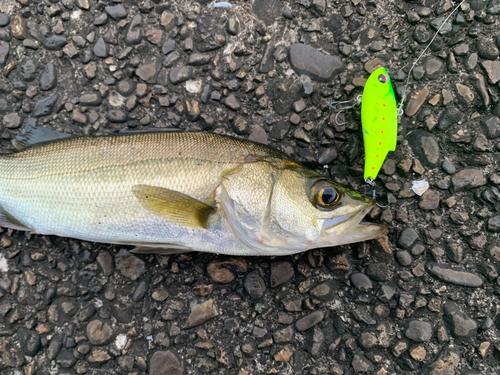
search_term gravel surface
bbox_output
[1,0,500,374]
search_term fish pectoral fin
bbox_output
[13,125,73,151]
[0,206,32,231]
[130,244,193,255]
[132,184,216,229]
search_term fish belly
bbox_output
[0,149,258,255]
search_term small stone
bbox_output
[11,14,27,40]
[481,61,500,84]
[477,37,499,60]
[3,113,20,129]
[488,215,500,232]
[162,39,176,55]
[107,109,127,123]
[396,251,413,266]
[405,86,429,117]
[478,342,490,358]
[136,59,159,84]
[224,94,241,111]
[410,346,426,361]
[169,66,192,85]
[270,261,294,287]
[427,349,459,375]
[274,346,293,362]
[93,37,107,58]
[0,13,10,27]
[186,300,218,328]
[405,320,432,342]
[398,228,419,249]
[289,43,343,82]
[44,35,67,50]
[33,94,59,117]
[443,301,477,339]
[149,349,184,375]
[0,41,9,64]
[407,130,439,167]
[88,348,111,363]
[309,282,335,301]
[17,329,40,356]
[350,273,372,291]
[125,14,143,45]
[160,12,175,31]
[87,320,113,345]
[451,169,486,189]
[419,190,440,210]
[40,63,57,91]
[426,262,483,287]
[296,311,324,332]
[248,127,268,144]
[456,83,474,104]
[352,354,374,373]
[105,5,127,20]
[114,249,146,281]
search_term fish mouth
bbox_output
[320,200,388,247]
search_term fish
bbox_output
[361,67,398,182]
[0,126,387,256]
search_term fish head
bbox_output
[366,67,392,97]
[220,162,387,255]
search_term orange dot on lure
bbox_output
[360,67,398,182]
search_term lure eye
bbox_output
[378,74,388,83]
[311,180,340,210]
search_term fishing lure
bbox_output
[360,67,398,182]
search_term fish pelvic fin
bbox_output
[13,125,73,151]
[132,185,216,229]
[0,205,32,231]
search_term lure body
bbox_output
[360,67,398,181]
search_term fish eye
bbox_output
[378,74,388,83]
[311,180,340,210]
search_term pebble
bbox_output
[396,251,413,267]
[105,5,127,20]
[427,349,459,375]
[350,272,372,291]
[451,169,486,189]
[405,87,429,116]
[365,262,392,281]
[0,41,8,64]
[3,113,20,129]
[136,59,160,83]
[481,61,500,84]
[149,349,184,375]
[107,109,127,123]
[405,320,433,342]
[289,43,343,82]
[114,249,146,280]
[481,116,500,139]
[426,262,483,287]
[419,190,440,210]
[17,328,40,356]
[270,261,294,287]
[407,130,439,167]
[443,301,478,339]
[477,37,499,60]
[186,300,218,328]
[169,65,192,85]
[40,63,57,91]
[44,35,67,50]
[488,215,500,232]
[309,281,335,300]
[11,14,27,40]
[125,14,143,45]
[274,346,294,362]
[398,228,419,249]
[33,93,59,117]
[0,13,9,27]
[352,354,374,373]
[86,320,113,345]
[295,311,324,332]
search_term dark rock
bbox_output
[425,349,460,375]
[3,113,21,129]
[398,227,419,249]
[115,249,146,280]
[419,189,440,210]
[396,251,413,266]
[481,116,500,139]
[105,5,127,20]
[477,37,499,60]
[405,320,433,342]
[44,35,67,50]
[56,348,76,368]
[288,44,343,82]
[244,271,266,299]
[451,169,486,189]
[149,349,184,375]
[226,17,239,35]
[125,14,143,45]
[296,311,324,331]
[186,300,217,328]
[253,0,282,25]
[438,106,462,130]
[93,37,107,58]
[365,262,392,281]
[488,215,500,232]
[443,301,477,339]
[11,14,27,40]
[268,78,301,115]
[352,354,374,373]
[426,262,483,287]
[20,60,37,81]
[97,250,114,276]
[162,39,176,55]
[136,59,160,83]
[33,93,59,117]
[87,319,113,345]
[188,53,211,66]
[350,272,372,291]
[0,41,9,64]
[407,129,440,168]
[197,28,226,52]
[309,281,336,301]
[270,261,294,287]
[40,63,57,91]
[169,66,192,85]
[107,108,127,123]
[481,61,500,84]
[80,93,102,106]
[224,94,241,111]
[0,13,10,27]
[273,326,293,343]
[305,326,324,357]
[163,51,180,68]
[17,328,40,356]
[317,148,338,164]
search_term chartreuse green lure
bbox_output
[361,67,398,182]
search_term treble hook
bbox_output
[364,178,389,208]
[328,95,362,126]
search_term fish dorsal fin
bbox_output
[13,125,72,151]
[0,205,32,231]
[132,185,216,229]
